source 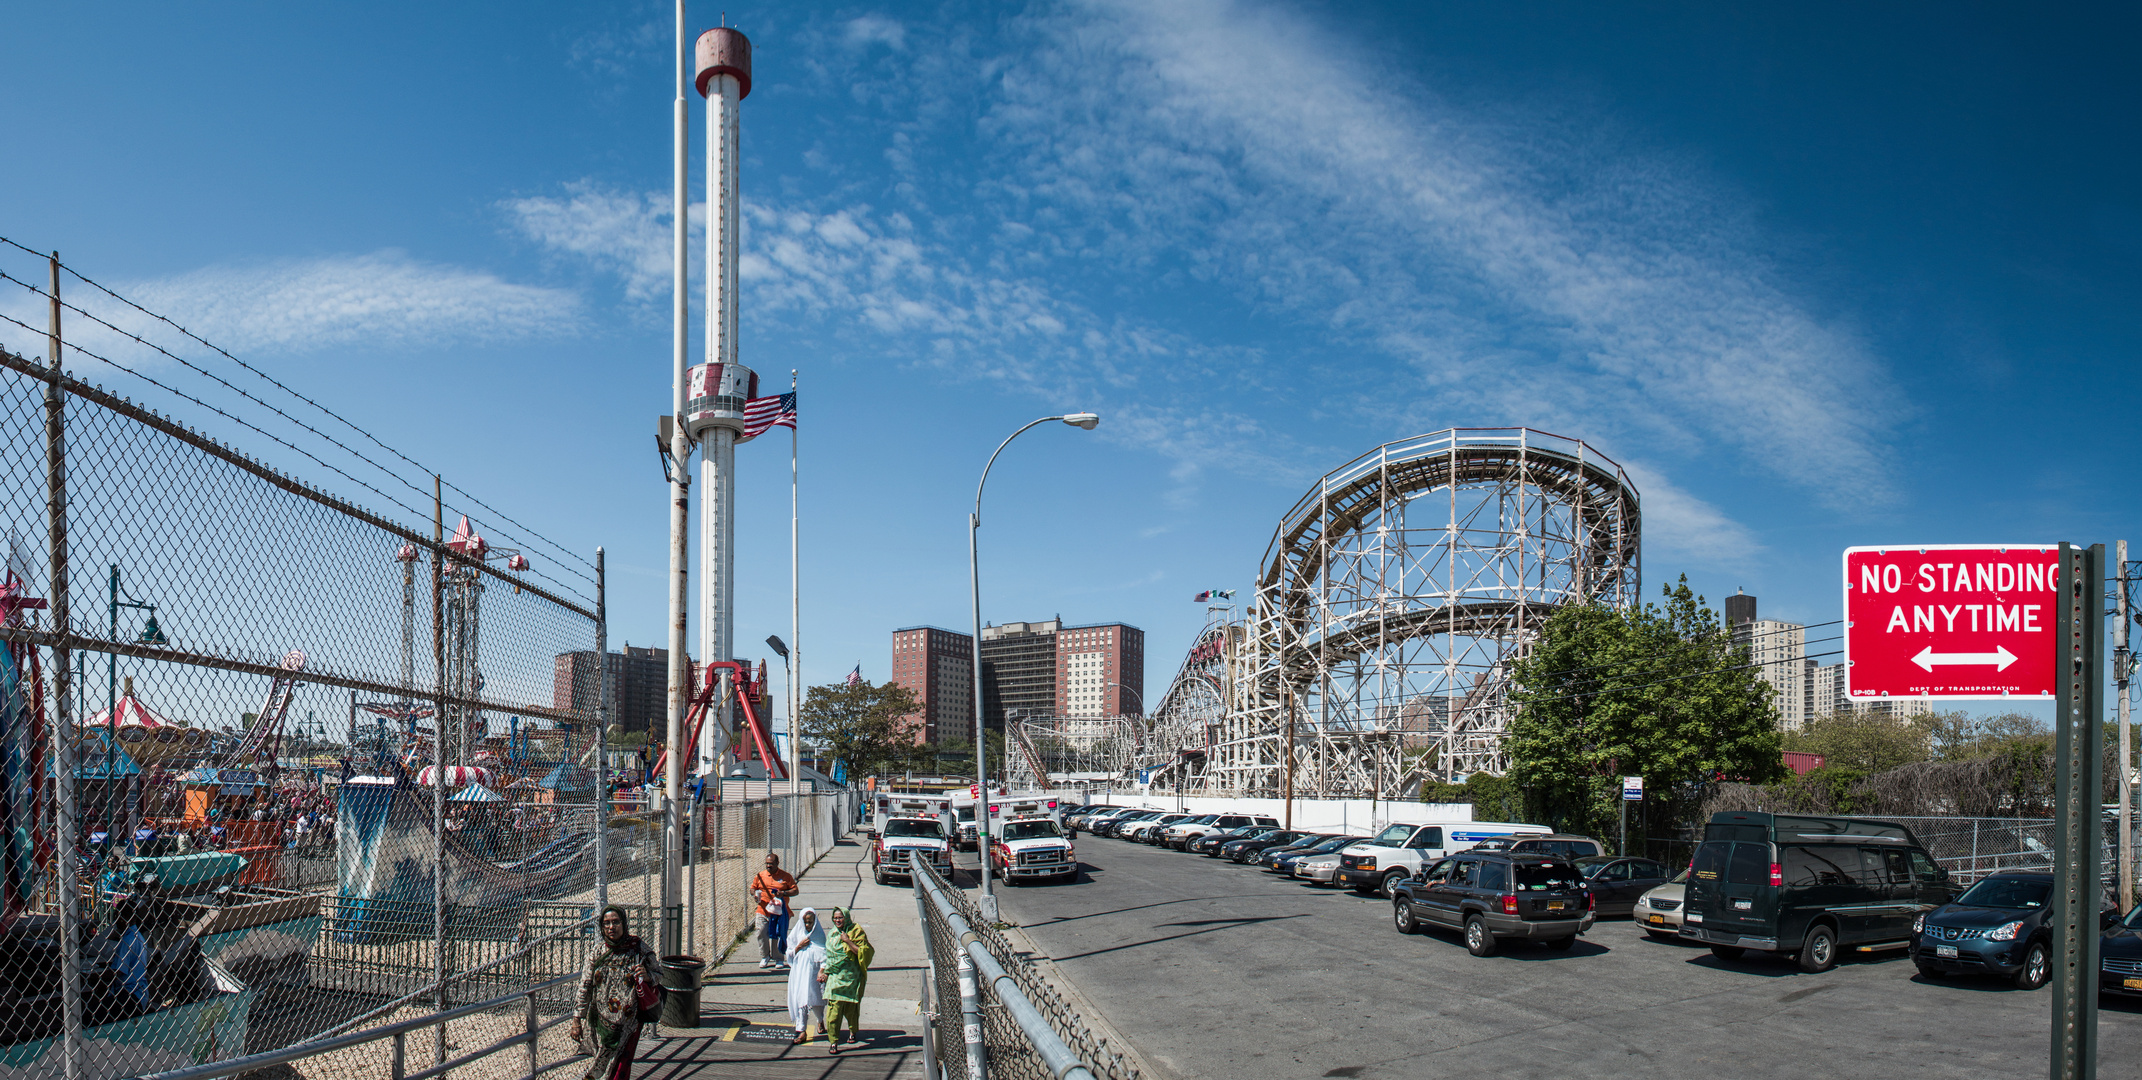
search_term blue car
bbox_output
[1911,872,2055,989]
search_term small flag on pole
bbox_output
[1193,589,1236,602]
[743,392,798,438]
[845,664,862,686]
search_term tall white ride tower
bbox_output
[689,27,756,769]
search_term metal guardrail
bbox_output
[129,972,581,1080]
[916,863,1102,1080]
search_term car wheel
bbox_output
[1545,936,1575,951]
[1709,944,1745,961]
[1915,962,1947,980]
[1464,914,1499,957]
[872,864,886,887]
[2013,941,2050,990]
[1798,925,1838,973]
[1393,899,1418,935]
[1380,871,1408,899]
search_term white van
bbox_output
[871,792,955,838]
[1335,821,1552,898]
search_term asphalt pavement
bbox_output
[968,836,2142,1080]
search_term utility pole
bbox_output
[2118,539,2133,916]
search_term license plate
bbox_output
[1546,900,1566,911]
[1732,899,1752,911]
[1936,945,1958,958]
[2126,978,2142,991]
[1647,915,1666,926]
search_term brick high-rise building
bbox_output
[553,644,686,734]
[980,619,1060,729]
[1055,622,1144,718]
[890,626,974,743]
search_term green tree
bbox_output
[1505,576,1785,846]
[798,679,922,778]
[1783,710,1933,773]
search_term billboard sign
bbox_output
[1843,544,2059,700]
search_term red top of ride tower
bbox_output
[695,27,752,99]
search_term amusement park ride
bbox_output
[1015,428,1644,802]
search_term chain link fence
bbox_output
[914,859,1137,1080]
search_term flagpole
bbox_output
[789,370,800,871]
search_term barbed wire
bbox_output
[0,272,597,605]
[0,236,597,577]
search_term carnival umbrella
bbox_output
[417,764,495,788]
[449,783,505,803]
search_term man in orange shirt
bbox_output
[751,853,799,969]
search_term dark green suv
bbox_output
[1681,811,1954,972]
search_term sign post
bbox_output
[1842,543,2098,1079]
[1619,776,1642,857]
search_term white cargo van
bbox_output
[1335,821,1552,898]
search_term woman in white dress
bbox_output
[785,907,827,1043]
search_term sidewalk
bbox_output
[643,833,928,1078]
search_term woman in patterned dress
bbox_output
[571,905,662,1080]
[819,906,874,1053]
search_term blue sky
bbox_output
[2,2,2135,723]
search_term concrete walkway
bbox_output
[641,833,928,1078]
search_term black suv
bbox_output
[1389,851,1595,955]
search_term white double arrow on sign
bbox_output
[1910,645,2019,672]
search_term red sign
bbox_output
[1843,545,2059,700]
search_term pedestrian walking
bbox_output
[570,906,661,1080]
[785,908,827,1044]
[819,906,874,1053]
[749,853,798,969]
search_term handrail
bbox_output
[129,972,579,1080]
[917,866,1097,1080]
[312,911,598,1039]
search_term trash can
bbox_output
[657,954,706,1028]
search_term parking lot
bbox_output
[958,831,2142,1080]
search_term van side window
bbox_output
[1878,849,1912,885]
[1406,827,1443,850]
[1475,861,1508,892]
[1782,845,1858,886]
[1726,842,1770,886]
[1692,841,1732,882]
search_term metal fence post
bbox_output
[596,548,608,908]
[431,477,448,1065]
[2051,541,2103,1080]
[917,879,938,1080]
[958,933,986,1080]
[391,1032,406,1080]
[43,251,81,1080]
[525,991,539,1080]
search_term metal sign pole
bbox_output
[2051,541,2102,1080]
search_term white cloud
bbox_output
[504,183,683,302]
[842,15,906,51]
[1620,461,1763,569]
[117,251,580,353]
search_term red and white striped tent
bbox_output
[418,764,496,788]
[82,692,173,729]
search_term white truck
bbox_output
[987,815,1078,884]
[871,816,954,886]
[1335,821,1552,898]
[871,792,956,839]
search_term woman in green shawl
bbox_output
[817,906,874,1052]
[572,905,661,1079]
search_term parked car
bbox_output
[1293,850,1347,885]
[1911,871,2068,989]
[1575,856,1672,917]
[1192,826,1278,856]
[1266,835,1351,873]
[1152,814,1219,846]
[1223,830,1312,862]
[1390,852,1596,955]
[1166,813,1280,850]
[2100,903,2142,998]
[1681,811,1955,973]
[1124,813,1193,842]
[1256,834,1338,867]
[1066,806,1123,831]
[1095,811,1162,838]
[1509,835,1607,859]
[1635,868,1690,938]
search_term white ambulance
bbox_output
[987,815,1077,885]
[870,792,956,838]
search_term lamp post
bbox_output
[766,634,793,875]
[971,412,1099,920]
[106,565,165,852]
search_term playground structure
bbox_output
[1115,429,1642,799]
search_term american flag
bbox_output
[743,392,797,438]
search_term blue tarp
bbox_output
[538,762,591,791]
[450,783,505,803]
[56,728,139,779]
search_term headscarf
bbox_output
[787,907,825,955]
[600,905,640,953]
[829,907,873,969]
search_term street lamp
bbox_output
[766,634,794,872]
[107,564,165,849]
[970,412,1099,919]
